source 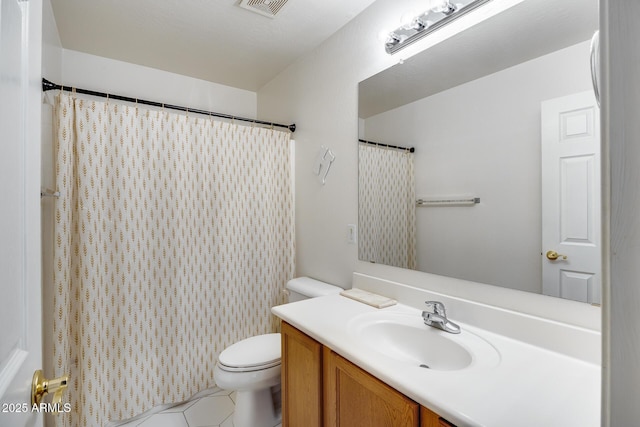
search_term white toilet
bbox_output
[214,277,342,427]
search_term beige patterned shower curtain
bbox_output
[52,93,294,426]
[358,143,416,269]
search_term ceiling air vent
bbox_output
[238,0,290,18]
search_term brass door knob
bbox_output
[546,250,568,261]
[32,370,69,408]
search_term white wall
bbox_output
[363,41,592,294]
[257,0,502,286]
[59,49,257,118]
[42,0,62,84]
[258,0,600,329]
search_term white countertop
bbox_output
[272,293,600,427]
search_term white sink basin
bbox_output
[348,311,500,372]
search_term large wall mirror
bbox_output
[358,0,600,303]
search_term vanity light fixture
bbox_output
[382,0,492,54]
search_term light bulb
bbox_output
[377,29,392,43]
[401,14,426,31]
[432,0,456,14]
[400,11,417,29]
[377,29,400,44]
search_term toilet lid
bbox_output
[218,333,281,370]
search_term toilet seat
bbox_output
[217,333,281,373]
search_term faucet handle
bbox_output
[424,301,446,316]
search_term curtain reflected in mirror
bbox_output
[358,142,416,269]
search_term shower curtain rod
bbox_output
[359,138,415,153]
[42,78,296,133]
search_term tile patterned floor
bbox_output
[113,388,282,427]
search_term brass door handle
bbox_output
[546,250,568,261]
[32,370,69,408]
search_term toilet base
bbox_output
[233,386,281,427]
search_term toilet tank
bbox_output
[286,277,342,302]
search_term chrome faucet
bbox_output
[422,301,461,334]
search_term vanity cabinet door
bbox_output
[281,321,323,427]
[324,348,419,427]
[420,406,457,427]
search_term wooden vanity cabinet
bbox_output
[324,347,419,426]
[281,321,324,427]
[421,406,457,427]
[281,322,457,427]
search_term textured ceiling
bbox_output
[359,0,599,118]
[50,0,377,91]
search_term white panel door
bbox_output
[0,0,44,425]
[541,91,601,304]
